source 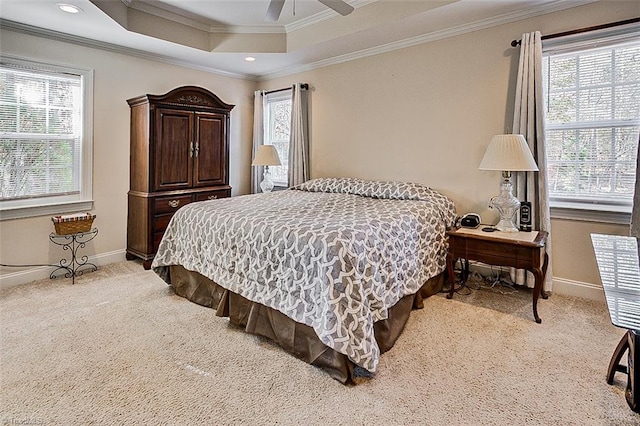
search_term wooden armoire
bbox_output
[126,86,235,269]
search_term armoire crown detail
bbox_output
[174,95,214,106]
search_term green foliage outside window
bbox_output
[267,98,292,185]
[544,42,640,207]
[0,67,80,201]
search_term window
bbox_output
[542,31,640,221]
[263,89,292,187]
[0,56,93,220]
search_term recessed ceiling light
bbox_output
[57,3,83,14]
[245,57,256,62]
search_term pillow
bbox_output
[294,177,439,201]
[291,177,359,194]
[348,179,439,202]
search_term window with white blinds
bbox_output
[0,56,93,220]
[264,89,292,187]
[543,33,640,216]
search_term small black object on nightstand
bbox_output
[459,213,481,228]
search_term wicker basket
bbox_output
[52,214,96,235]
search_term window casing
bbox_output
[0,55,93,220]
[542,28,640,222]
[263,90,292,187]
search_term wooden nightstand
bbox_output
[446,227,549,323]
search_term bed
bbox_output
[152,177,457,383]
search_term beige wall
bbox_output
[1,1,638,292]
[260,1,638,292]
[0,30,256,279]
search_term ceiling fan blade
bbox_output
[265,0,285,21]
[317,0,354,16]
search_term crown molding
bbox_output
[129,0,286,34]
[129,0,375,35]
[285,0,376,33]
[125,0,374,35]
[128,0,216,32]
[0,0,599,83]
[0,19,258,82]
[259,0,599,80]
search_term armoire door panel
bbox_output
[194,113,226,187]
[154,108,193,191]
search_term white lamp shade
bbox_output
[252,145,282,166]
[478,134,539,172]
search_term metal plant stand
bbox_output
[49,228,98,284]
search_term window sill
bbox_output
[550,204,631,225]
[0,200,94,221]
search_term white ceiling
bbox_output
[0,0,597,80]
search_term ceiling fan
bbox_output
[265,0,354,21]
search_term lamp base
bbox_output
[489,172,520,233]
[495,217,519,233]
[260,167,274,193]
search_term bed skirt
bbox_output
[168,265,443,384]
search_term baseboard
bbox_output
[0,249,126,290]
[466,262,604,302]
[2,252,606,302]
[551,277,605,302]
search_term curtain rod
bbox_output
[264,83,309,95]
[510,16,640,47]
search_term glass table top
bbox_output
[592,233,640,331]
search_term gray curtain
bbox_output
[288,83,310,187]
[251,90,265,194]
[631,134,640,237]
[511,31,554,292]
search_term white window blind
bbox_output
[0,56,93,220]
[263,89,292,187]
[543,30,640,214]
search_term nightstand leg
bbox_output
[530,250,550,323]
[446,253,455,299]
[540,252,549,300]
[532,266,544,323]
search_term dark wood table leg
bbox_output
[531,266,543,324]
[540,252,549,300]
[446,253,455,299]
[530,248,550,323]
[608,331,630,385]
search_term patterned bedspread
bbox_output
[152,178,456,372]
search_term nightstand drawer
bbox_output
[450,236,536,268]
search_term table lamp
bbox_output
[252,145,282,193]
[478,134,538,232]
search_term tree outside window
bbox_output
[543,40,640,214]
[264,90,292,187]
[0,57,93,220]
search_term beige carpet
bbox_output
[1,261,638,425]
